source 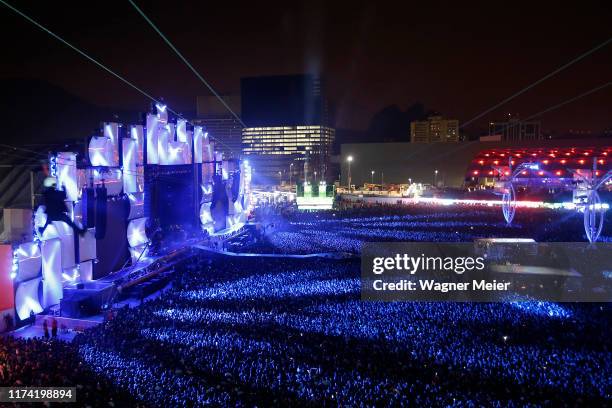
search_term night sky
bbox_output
[1,0,610,135]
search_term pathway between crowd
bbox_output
[192,245,357,259]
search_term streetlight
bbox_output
[347,156,353,192]
[434,169,439,186]
[314,171,317,182]
[371,170,375,185]
[278,170,282,186]
[289,163,294,190]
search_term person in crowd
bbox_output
[51,318,58,338]
[3,313,13,331]
[42,319,49,340]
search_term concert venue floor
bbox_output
[4,206,611,406]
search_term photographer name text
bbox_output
[372,279,511,292]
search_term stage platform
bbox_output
[60,244,192,318]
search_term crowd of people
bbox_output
[69,255,610,406]
[0,336,139,407]
[0,204,610,406]
[246,204,612,254]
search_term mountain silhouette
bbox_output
[366,103,433,143]
[0,79,142,145]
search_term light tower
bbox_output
[347,156,353,192]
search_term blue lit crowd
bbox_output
[247,204,612,254]
[70,255,610,406]
[0,204,610,406]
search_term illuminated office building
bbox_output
[241,75,334,184]
[242,126,334,156]
[242,125,334,183]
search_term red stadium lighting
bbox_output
[538,171,544,176]
[579,159,585,165]
[478,160,484,165]
[531,153,537,157]
[504,171,510,176]
[488,171,494,175]
[511,160,515,165]
[598,159,605,165]
[565,152,571,156]
[542,160,549,165]
[473,170,479,175]
[521,171,527,175]
[560,159,567,164]
[555,170,562,176]
[493,160,499,165]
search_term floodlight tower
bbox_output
[347,156,353,193]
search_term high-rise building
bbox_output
[192,95,242,158]
[489,119,541,142]
[410,116,459,143]
[241,74,334,185]
[242,125,334,183]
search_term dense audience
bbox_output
[71,255,610,406]
[246,203,612,254]
[0,336,139,407]
[0,204,610,406]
